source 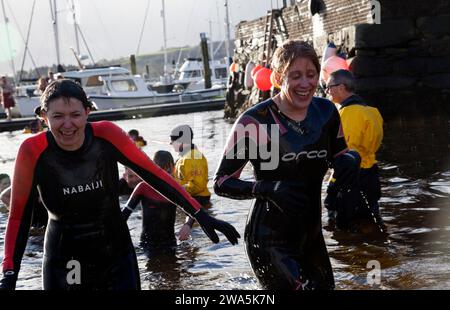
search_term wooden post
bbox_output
[200,33,212,89]
[130,54,137,75]
[145,64,150,79]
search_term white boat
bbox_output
[14,66,225,117]
[175,58,228,91]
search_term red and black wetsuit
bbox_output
[125,182,177,250]
[3,121,202,290]
[214,98,347,290]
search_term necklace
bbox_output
[270,102,309,135]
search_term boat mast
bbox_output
[209,20,214,63]
[49,0,62,71]
[161,0,169,83]
[71,0,80,56]
[224,0,231,67]
[1,0,16,82]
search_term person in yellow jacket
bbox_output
[325,69,384,230]
[169,124,211,240]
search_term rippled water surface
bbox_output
[0,111,449,290]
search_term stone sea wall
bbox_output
[225,0,450,119]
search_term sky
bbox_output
[0,0,288,76]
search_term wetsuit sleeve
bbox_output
[92,122,202,217]
[124,182,144,212]
[214,115,257,199]
[329,107,348,159]
[2,134,47,274]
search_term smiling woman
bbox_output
[0,79,240,290]
[213,40,360,290]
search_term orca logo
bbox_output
[282,150,328,162]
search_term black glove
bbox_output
[324,182,338,211]
[0,270,17,290]
[252,180,310,214]
[121,207,133,221]
[332,150,361,191]
[194,209,240,245]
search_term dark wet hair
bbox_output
[153,150,175,172]
[0,173,10,182]
[128,129,139,137]
[38,79,94,114]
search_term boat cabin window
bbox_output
[85,75,104,87]
[214,68,227,79]
[110,79,138,92]
[184,70,201,78]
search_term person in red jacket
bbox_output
[0,79,240,290]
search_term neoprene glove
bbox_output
[252,180,310,214]
[332,150,361,191]
[194,208,240,245]
[0,270,17,290]
[121,207,133,221]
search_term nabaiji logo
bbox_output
[62,180,104,195]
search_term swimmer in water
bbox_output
[0,79,240,290]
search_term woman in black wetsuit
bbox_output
[122,150,178,252]
[0,80,240,290]
[214,40,360,290]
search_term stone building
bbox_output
[225,0,450,119]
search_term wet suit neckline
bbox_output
[268,99,310,136]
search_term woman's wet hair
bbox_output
[38,79,94,114]
[153,150,175,172]
[271,40,320,78]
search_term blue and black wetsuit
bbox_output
[214,98,348,290]
[2,121,203,290]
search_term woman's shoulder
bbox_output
[20,131,48,152]
[236,98,275,124]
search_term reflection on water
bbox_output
[0,111,448,289]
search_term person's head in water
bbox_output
[170,125,193,153]
[0,174,11,193]
[39,79,94,151]
[128,129,139,141]
[271,40,320,112]
[326,69,355,104]
[123,167,141,189]
[153,150,175,175]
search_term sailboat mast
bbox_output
[1,0,16,82]
[224,0,231,66]
[209,20,214,63]
[161,0,168,80]
[49,0,61,71]
[71,0,80,56]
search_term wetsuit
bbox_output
[325,95,383,228]
[214,97,348,290]
[3,121,203,290]
[124,182,177,250]
[118,178,134,196]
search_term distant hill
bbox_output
[16,41,233,82]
